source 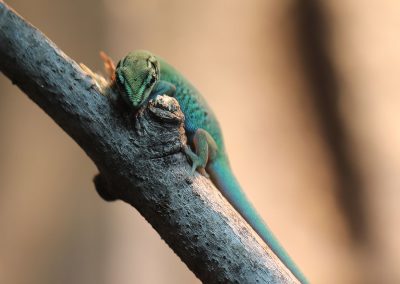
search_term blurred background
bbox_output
[0,0,399,283]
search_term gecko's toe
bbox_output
[191,163,197,174]
[198,168,209,178]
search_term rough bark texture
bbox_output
[0,1,299,283]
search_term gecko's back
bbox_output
[157,57,225,157]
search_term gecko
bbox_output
[92,50,307,283]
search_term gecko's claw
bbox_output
[190,161,209,178]
[190,162,197,174]
[198,168,209,178]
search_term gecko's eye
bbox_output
[116,72,134,101]
[117,73,125,86]
[150,75,156,85]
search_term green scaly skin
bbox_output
[115,50,307,283]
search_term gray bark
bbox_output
[0,1,299,283]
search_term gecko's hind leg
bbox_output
[184,128,217,177]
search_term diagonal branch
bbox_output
[0,1,299,283]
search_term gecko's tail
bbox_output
[207,158,308,283]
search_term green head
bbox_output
[115,50,160,109]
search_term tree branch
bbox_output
[0,1,299,283]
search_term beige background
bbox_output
[1,0,399,283]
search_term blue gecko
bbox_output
[112,50,307,283]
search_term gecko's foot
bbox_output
[183,145,209,177]
[197,167,209,178]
